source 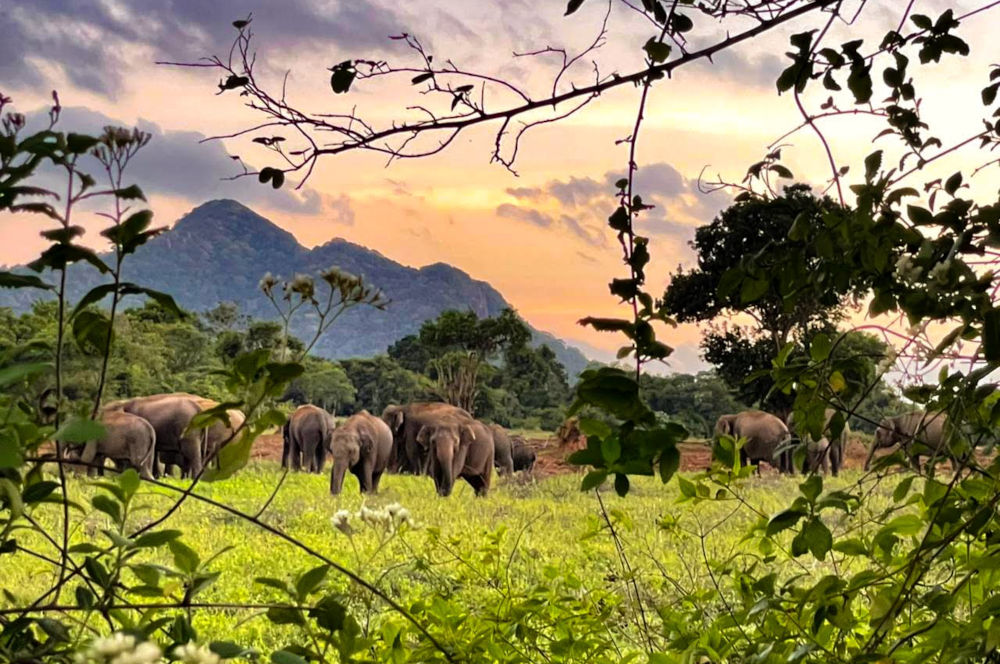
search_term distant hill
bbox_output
[0,199,591,378]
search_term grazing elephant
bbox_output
[489,424,515,476]
[105,395,206,478]
[67,410,156,479]
[145,393,246,471]
[329,411,393,495]
[413,412,494,497]
[866,411,952,472]
[283,405,334,473]
[788,408,848,476]
[381,402,472,474]
[714,411,793,473]
[511,436,537,473]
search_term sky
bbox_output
[2,0,999,374]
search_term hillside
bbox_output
[0,200,590,377]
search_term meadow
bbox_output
[2,463,893,661]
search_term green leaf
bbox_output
[295,564,330,599]
[267,606,305,626]
[601,436,621,464]
[22,481,58,503]
[66,133,100,154]
[810,333,831,362]
[799,474,822,502]
[614,473,630,497]
[210,642,253,659]
[580,470,607,491]
[91,495,122,523]
[766,509,805,536]
[113,184,146,201]
[0,361,51,388]
[801,518,833,559]
[134,530,182,548]
[168,539,201,574]
[658,445,679,484]
[271,651,307,664]
[72,310,112,355]
[55,417,105,443]
[71,284,117,320]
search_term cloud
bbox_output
[496,203,556,228]
[25,105,323,214]
[2,0,406,96]
[501,161,729,248]
[327,194,356,225]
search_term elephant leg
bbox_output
[360,460,375,494]
[371,470,384,493]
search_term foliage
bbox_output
[640,371,743,439]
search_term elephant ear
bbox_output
[415,425,431,447]
[461,424,476,443]
[391,410,405,433]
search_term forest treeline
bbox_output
[0,300,905,436]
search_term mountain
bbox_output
[0,200,591,377]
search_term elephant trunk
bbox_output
[330,457,349,495]
[432,441,455,497]
[863,442,878,471]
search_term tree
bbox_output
[339,355,434,415]
[284,358,356,413]
[641,371,744,439]
[663,185,865,413]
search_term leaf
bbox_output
[71,284,118,320]
[210,642,252,659]
[766,509,805,536]
[72,310,112,355]
[578,317,633,334]
[22,481,58,503]
[91,495,122,523]
[653,445,678,485]
[168,539,201,574]
[810,333,831,362]
[601,437,621,464]
[643,38,671,64]
[330,68,356,94]
[614,473,630,497]
[54,417,105,443]
[0,271,53,290]
[266,606,305,626]
[984,83,1000,106]
[799,474,822,502]
[769,164,793,179]
[984,308,1000,362]
[565,0,586,15]
[271,651,307,664]
[113,184,146,201]
[134,530,182,548]
[411,72,434,85]
[295,564,330,599]
[580,470,607,491]
[0,361,51,388]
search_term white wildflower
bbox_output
[894,255,922,282]
[927,258,952,284]
[288,274,315,299]
[331,509,353,536]
[174,642,221,664]
[75,633,161,664]
[258,272,279,296]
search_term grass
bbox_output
[2,464,886,658]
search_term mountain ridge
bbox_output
[0,199,591,377]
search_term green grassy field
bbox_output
[3,464,881,661]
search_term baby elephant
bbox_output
[330,411,393,495]
[69,410,157,479]
[511,436,536,473]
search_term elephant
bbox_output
[489,423,515,476]
[714,411,793,473]
[329,411,393,495]
[510,436,537,473]
[104,394,206,478]
[283,404,334,473]
[66,410,156,479]
[866,411,952,472]
[141,393,246,471]
[414,413,494,497]
[381,402,472,474]
[788,408,848,476]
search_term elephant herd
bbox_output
[282,401,537,497]
[713,408,954,475]
[64,392,246,479]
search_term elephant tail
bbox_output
[138,419,157,475]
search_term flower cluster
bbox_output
[259,272,279,297]
[74,633,161,664]
[331,503,415,537]
[894,255,922,282]
[927,258,952,285]
[174,641,223,664]
[286,273,316,301]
